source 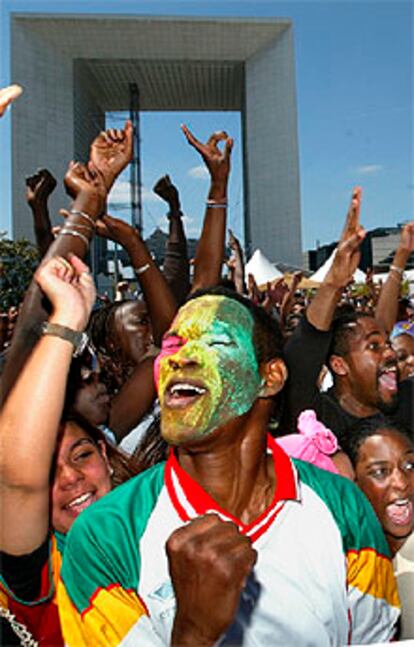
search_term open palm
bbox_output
[90,121,133,191]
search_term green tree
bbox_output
[0,236,40,310]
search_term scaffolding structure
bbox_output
[129,83,143,234]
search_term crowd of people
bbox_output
[0,83,413,646]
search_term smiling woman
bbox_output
[349,425,414,555]
[343,420,414,639]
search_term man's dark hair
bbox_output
[186,286,284,364]
[341,417,412,467]
[328,311,373,359]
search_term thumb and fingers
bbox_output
[181,123,204,154]
[0,84,23,117]
[341,186,362,240]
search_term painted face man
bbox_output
[156,294,263,445]
[59,290,400,647]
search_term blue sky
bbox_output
[1,0,412,253]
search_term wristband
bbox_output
[206,198,227,206]
[41,322,88,357]
[390,265,404,276]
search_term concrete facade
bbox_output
[11,14,302,264]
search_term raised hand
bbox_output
[266,277,290,307]
[325,187,366,289]
[0,84,22,117]
[167,514,257,646]
[26,168,57,208]
[90,121,133,191]
[34,255,96,330]
[398,221,414,257]
[181,124,233,187]
[228,228,241,252]
[247,273,262,305]
[95,212,137,247]
[64,161,107,216]
[153,174,180,212]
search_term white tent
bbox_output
[245,249,283,286]
[372,273,388,284]
[310,248,366,284]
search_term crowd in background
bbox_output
[0,83,413,646]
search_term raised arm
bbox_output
[375,221,414,334]
[95,213,177,346]
[0,255,96,555]
[90,121,133,192]
[26,168,57,257]
[153,174,190,304]
[227,229,246,295]
[279,272,303,329]
[282,188,366,432]
[307,187,366,331]
[0,162,106,404]
[0,121,132,404]
[181,125,233,292]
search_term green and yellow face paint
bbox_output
[156,295,262,445]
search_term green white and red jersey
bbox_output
[59,436,400,646]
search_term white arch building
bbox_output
[11,14,302,264]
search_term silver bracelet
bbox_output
[390,264,404,276]
[69,210,96,227]
[134,263,151,275]
[60,228,90,246]
[64,222,93,232]
[206,203,228,209]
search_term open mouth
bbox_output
[164,380,207,408]
[378,366,398,394]
[96,393,110,405]
[64,492,96,516]
[386,498,413,527]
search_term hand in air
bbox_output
[64,161,107,215]
[181,124,233,185]
[399,221,414,254]
[153,174,180,211]
[0,84,22,117]
[26,169,57,207]
[34,255,96,330]
[90,121,134,191]
[95,213,137,247]
[326,187,366,289]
